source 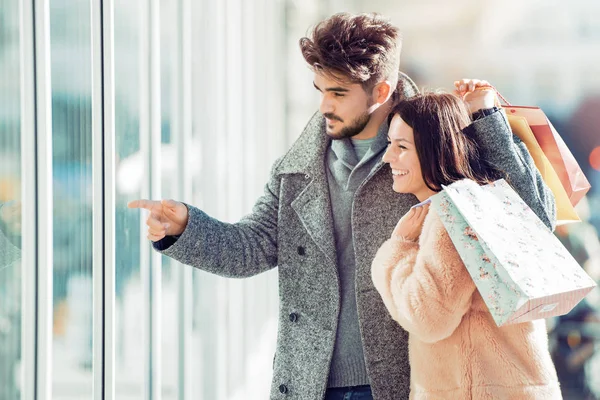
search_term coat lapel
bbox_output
[277,112,338,264]
[291,165,337,265]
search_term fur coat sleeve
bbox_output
[371,210,476,343]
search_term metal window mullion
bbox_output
[138,0,150,395]
[31,0,53,399]
[91,0,116,398]
[103,0,117,395]
[102,1,117,397]
[175,0,193,397]
[91,0,105,391]
[19,0,38,398]
[148,0,162,397]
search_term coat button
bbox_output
[289,312,299,322]
[297,246,305,256]
[279,384,289,394]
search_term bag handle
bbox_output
[475,85,512,107]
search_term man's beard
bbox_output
[325,110,372,140]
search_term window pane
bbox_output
[114,0,145,396]
[50,0,94,397]
[0,0,23,399]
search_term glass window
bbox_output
[0,0,23,399]
[50,0,94,397]
[114,0,146,396]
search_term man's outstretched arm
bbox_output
[128,160,282,278]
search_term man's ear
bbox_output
[372,81,393,104]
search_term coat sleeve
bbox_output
[371,213,476,344]
[463,110,557,231]
[151,158,282,278]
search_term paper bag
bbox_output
[431,179,596,326]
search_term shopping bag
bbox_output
[485,87,591,207]
[431,179,596,326]
[504,105,590,206]
[506,114,580,224]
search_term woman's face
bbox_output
[382,114,434,201]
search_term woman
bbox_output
[371,82,562,399]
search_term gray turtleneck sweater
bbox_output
[325,123,389,388]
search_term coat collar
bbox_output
[276,111,330,177]
[275,71,419,178]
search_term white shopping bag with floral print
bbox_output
[431,179,597,326]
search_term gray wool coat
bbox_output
[156,74,556,399]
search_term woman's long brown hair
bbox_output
[390,92,506,192]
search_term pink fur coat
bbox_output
[371,210,562,399]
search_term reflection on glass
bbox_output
[0,0,23,399]
[114,0,145,396]
[50,0,94,397]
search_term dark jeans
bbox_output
[324,385,373,400]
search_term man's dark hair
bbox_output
[300,13,401,91]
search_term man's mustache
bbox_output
[323,113,343,122]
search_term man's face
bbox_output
[313,72,375,140]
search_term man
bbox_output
[129,13,556,400]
